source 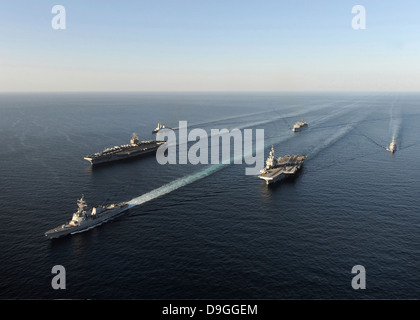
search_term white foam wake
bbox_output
[127,163,225,208]
[171,108,277,130]
[128,101,367,209]
[306,124,355,160]
[389,104,402,140]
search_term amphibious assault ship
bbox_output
[292,120,308,132]
[84,133,165,165]
[44,195,129,239]
[258,146,305,185]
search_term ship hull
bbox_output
[389,145,396,153]
[45,205,129,239]
[85,147,159,165]
[259,171,286,184]
[84,141,165,166]
[293,125,308,132]
[259,155,305,185]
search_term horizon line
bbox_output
[1,90,419,94]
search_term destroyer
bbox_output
[258,146,305,185]
[44,195,129,239]
[387,136,396,153]
[84,133,165,165]
[152,123,169,134]
[292,120,308,132]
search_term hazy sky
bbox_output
[1,0,420,92]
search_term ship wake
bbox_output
[306,124,356,160]
[127,164,225,208]
[128,102,371,208]
[359,132,388,151]
[390,104,402,136]
[389,103,402,148]
[170,108,285,130]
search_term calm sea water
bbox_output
[0,92,419,299]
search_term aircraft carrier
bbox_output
[258,146,305,185]
[44,195,129,239]
[84,133,165,165]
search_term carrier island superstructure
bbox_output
[84,133,165,165]
[258,146,305,185]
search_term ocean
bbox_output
[0,92,419,299]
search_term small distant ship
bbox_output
[292,120,308,132]
[152,123,169,134]
[388,136,396,153]
[44,195,129,239]
[84,133,165,165]
[258,146,305,185]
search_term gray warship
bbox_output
[387,136,396,153]
[258,146,305,185]
[292,120,308,132]
[84,133,165,165]
[44,195,129,239]
[152,122,169,134]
